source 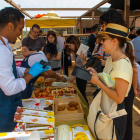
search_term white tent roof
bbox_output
[1,0,111,19]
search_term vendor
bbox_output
[0,7,47,132]
[66,35,88,103]
[20,43,66,99]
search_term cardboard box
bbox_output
[16,108,54,117]
[54,97,84,122]
[21,99,52,111]
[0,131,40,140]
[72,125,91,140]
[14,114,55,126]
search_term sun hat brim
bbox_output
[98,31,131,42]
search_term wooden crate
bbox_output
[54,97,84,122]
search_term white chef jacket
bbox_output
[0,36,26,96]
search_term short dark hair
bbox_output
[91,24,98,32]
[99,10,125,26]
[32,24,40,30]
[43,43,58,57]
[130,26,135,32]
[0,7,24,29]
[136,29,140,35]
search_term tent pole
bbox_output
[63,46,64,75]
[26,27,27,36]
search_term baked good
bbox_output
[68,102,78,106]
[58,125,70,140]
[67,102,79,111]
[67,106,76,111]
[44,105,53,111]
[58,105,65,111]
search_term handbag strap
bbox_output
[0,36,7,47]
[94,110,101,140]
[103,51,105,60]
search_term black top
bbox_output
[88,34,96,53]
[22,36,46,51]
[128,34,137,40]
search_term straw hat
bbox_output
[98,23,131,41]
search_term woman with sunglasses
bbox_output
[87,23,135,140]
[99,10,139,140]
[66,35,88,103]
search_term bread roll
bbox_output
[58,125,70,140]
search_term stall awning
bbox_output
[26,19,76,28]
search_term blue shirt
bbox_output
[132,36,140,62]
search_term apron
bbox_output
[0,37,22,132]
[20,53,41,99]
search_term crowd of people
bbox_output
[0,6,139,140]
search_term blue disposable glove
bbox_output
[43,65,51,72]
[28,62,44,78]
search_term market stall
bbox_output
[25,11,76,32]
[0,76,95,140]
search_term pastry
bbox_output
[44,105,53,111]
[58,125,70,140]
[58,105,65,111]
[68,102,78,106]
[67,106,76,111]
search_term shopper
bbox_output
[46,31,62,73]
[99,10,139,140]
[0,7,47,132]
[132,29,140,64]
[22,24,46,57]
[93,34,110,61]
[88,24,98,54]
[128,26,137,40]
[66,35,88,103]
[20,43,66,99]
[87,23,134,140]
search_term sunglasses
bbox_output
[102,37,112,42]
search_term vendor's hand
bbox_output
[134,89,140,97]
[28,62,43,78]
[61,77,66,82]
[89,70,100,85]
[80,51,87,61]
[100,59,106,66]
[87,67,97,74]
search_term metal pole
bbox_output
[26,27,27,36]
